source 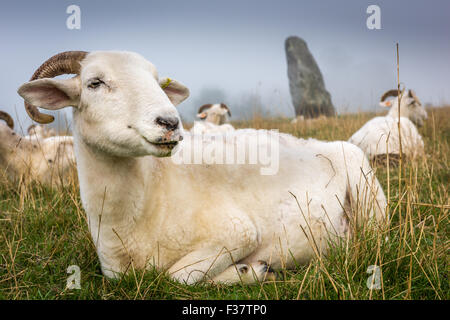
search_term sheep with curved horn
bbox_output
[18,50,386,284]
[349,88,427,162]
[25,124,58,141]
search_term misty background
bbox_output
[0,0,449,130]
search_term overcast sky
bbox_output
[0,0,449,128]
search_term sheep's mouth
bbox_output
[132,126,180,150]
[152,141,179,148]
[140,135,179,149]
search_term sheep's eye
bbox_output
[88,78,104,89]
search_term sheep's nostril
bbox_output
[155,116,179,131]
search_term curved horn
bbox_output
[198,104,213,114]
[24,51,89,124]
[380,88,406,102]
[408,89,421,105]
[380,89,399,102]
[220,103,231,117]
[0,111,14,129]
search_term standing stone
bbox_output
[285,36,335,118]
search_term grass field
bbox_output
[0,107,448,300]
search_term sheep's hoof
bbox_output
[208,261,276,285]
[236,261,276,283]
[255,260,277,282]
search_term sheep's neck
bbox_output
[74,135,159,271]
[387,101,407,119]
[207,113,225,125]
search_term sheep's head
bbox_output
[28,124,57,139]
[197,103,231,125]
[380,89,427,126]
[27,124,57,139]
[18,51,189,158]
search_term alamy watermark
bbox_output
[171,130,280,175]
[66,265,81,289]
[66,5,81,30]
[366,5,381,30]
[366,265,381,290]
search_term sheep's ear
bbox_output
[379,100,392,108]
[197,112,207,119]
[18,76,81,110]
[159,77,190,106]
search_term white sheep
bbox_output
[18,51,387,285]
[25,124,57,141]
[191,103,235,134]
[348,89,427,162]
[0,110,76,186]
[291,114,328,126]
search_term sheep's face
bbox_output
[76,52,189,157]
[198,104,230,125]
[18,51,190,158]
[403,97,427,127]
[381,90,428,127]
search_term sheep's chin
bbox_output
[114,140,177,158]
[100,143,174,158]
[143,142,178,158]
[411,116,424,127]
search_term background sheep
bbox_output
[0,110,76,187]
[25,124,57,140]
[198,103,231,124]
[348,89,427,162]
[380,89,427,127]
[18,50,387,285]
[191,103,235,134]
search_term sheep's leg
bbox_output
[167,240,263,285]
[167,212,262,285]
[210,260,276,284]
[166,246,245,284]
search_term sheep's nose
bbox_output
[155,116,179,131]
